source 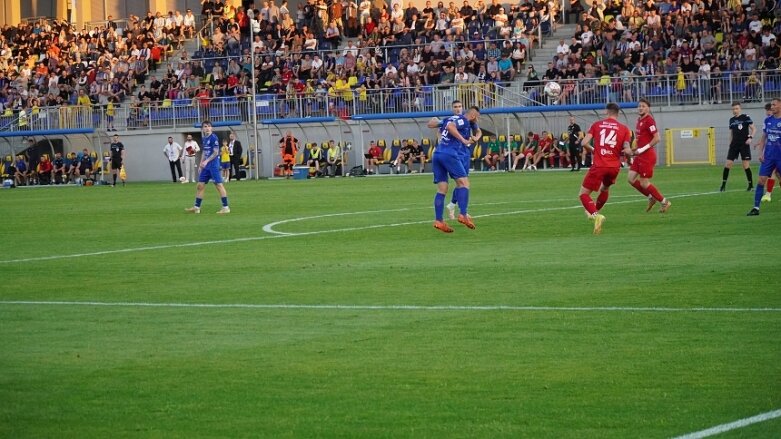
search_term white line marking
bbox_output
[0,190,721,265]
[672,408,781,439]
[0,301,779,313]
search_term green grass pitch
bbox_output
[1,166,779,438]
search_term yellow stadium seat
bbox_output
[392,139,401,148]
[377,139,386,148]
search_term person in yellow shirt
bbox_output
[220,139,231,182]
[76,89,92,127]
[105,97,116,131]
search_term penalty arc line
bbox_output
[0,301,780,313]
[0,190,721,264]
[671,408,781,439]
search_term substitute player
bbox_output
[628,97,672,213]
[721,102,755,192]
[185,121,230,214]
[748,98,781,215]
[109,134,125,187]
[430,106,480,232]
[578,103,633,235]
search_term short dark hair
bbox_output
[765,103,772,111]
[202,120,212,126]
[638,97,651,107]
[731,101,741,107]
[606,102,620,115]
[470,105,480,112]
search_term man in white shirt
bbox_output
[163,136,184,183]
[182,134,201,183]
[556,39,570,56]
[343,40,359,57]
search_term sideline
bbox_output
[671,408,781,439]
[1,301,779,313]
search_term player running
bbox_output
[747,98,781,216]
[721,102,755,192]
[627,97,672,213]
[185,121,231,214]
[430,105,480,233]
[578,103,634,235]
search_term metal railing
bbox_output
[3,69,777,134]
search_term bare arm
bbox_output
[748,123,756,145]
[635,132,660,155]
[447,122,471,145]
[427,116,441,129]
[580,133,593,152]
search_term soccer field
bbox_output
[1,166,780,438]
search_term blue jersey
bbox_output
[438,115,476,155]
[202,133,220,169]
[763,115,781,161]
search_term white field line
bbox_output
[672,408,781,439]
[0,301,779,313]
[0,190,720,264]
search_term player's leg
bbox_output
[749,161,777,215]
[763,170,778,202]
[215,181,230,214]
[432,154,453,232]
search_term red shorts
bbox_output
[523,149,535,157]
[282,154,295,164]
[582,166,620,192]
[630,149,657,178]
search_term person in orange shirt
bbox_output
[278,131,299,178]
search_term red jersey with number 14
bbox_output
[588,117,632,168]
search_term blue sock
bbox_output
[456,187,470,215]
[450,190,457,204]
[221,196,229,207]
[754,184,764,208]
[434,192,446,221]
[195,197,202,207]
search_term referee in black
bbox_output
[721,102,755,192]
[567,115,582,171]
[109,134,125,187]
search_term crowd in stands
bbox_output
[527,0,781,105]
[138,0,558,119]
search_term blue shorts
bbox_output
[198,166,224,184]
[460,153,471,175]
[759,158,781,178]
[433,150,467,183]
[220,162,231,170]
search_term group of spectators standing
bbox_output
[526,0,781,105]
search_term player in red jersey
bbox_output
[578,103,634,234]
[628,97,672,213]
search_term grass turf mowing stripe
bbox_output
[0,189,724,265]
[672,408,781,439]
[1,301,780,312]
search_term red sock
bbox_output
[596,190,610,210]
[646,184,665,202]
[631,180,649,196]
[768,178,776,193]
[580,194,597,215]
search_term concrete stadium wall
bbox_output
[50,102,767,182]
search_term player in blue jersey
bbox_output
[429,105,481,232]
[186,121,231,214]
[428,101,482,221]
[748,98,781,216]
